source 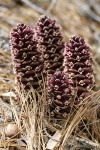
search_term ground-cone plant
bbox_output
[63,35,95,104]
[11,23,43,91]
[35,15,64,75]
[48,71,75,118]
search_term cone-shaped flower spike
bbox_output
[35,15,64,75]
[48,71,75,118]
[11,23,43,91]
[63,35,95,103]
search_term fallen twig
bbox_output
[46,130,61,150]
[76,137,100,150]
[18,0,59,22]
[20,0,48,15]
[46,0,57,13]
[73,0,100,22]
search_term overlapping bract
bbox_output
[11,23,43,90]
[34,15,64,75]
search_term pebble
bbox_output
[5,123,19,137]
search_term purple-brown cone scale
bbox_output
[48,71,75,118]
[63,35,95,103]
[11,23,43,90]
[34,15,64,75]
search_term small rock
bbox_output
[5,123,19,137]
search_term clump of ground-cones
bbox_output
[10,15,95,118]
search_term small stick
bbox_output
[73,0,100,22]
[76,137,100,149]
[46,0,57,13]
[20,0,48,15]
[19,0,59,22]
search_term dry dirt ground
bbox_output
[0,0,100,150]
